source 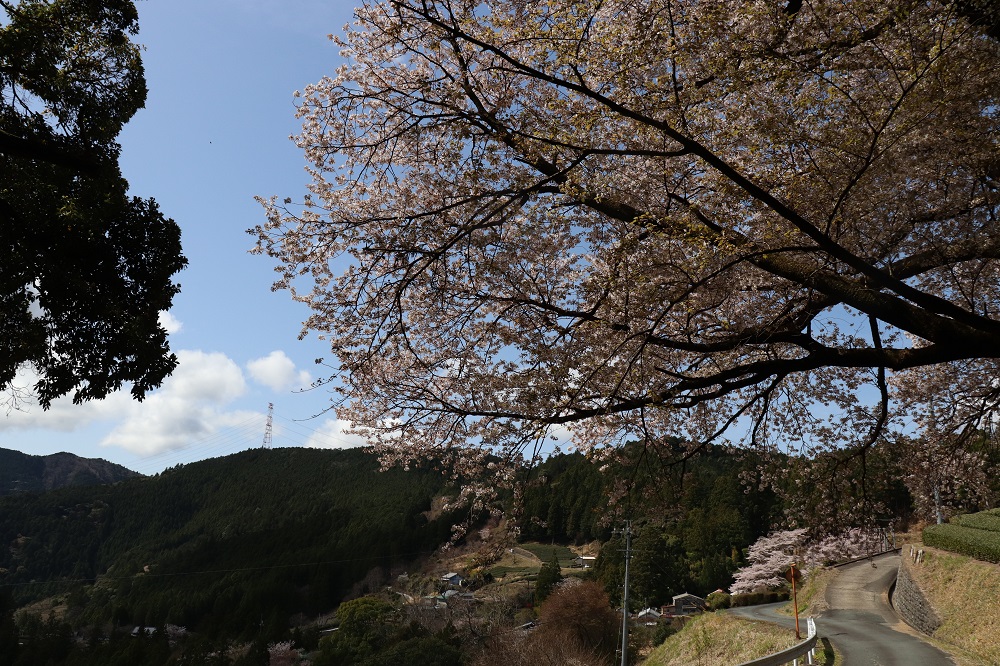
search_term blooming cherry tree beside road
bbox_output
[254,1,1000,494]
[730,527,876,594]
[730,529,807,595]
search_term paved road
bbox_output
[731,553,954,665]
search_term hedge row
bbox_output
[730,590,790,607]
[951,512,1000,533]
[923,523,1000,564]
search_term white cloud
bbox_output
[0,350,255,457]
[159,310,183,334]
[246,350,311,392]
[301,418,368,449]
[0,367,131,432]
[100,350,248,455]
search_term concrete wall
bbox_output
[892,556,941,635]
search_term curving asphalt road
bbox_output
[730,553,954,665]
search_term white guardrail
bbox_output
[736,617,819,666]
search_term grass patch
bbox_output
[905,543,1000,665]
[517,542,576,564]
[484,565,535,578]
[643,612,822,666]
[644,567,838,666]
[485,543,579,579]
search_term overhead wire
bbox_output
[126,408,366,476]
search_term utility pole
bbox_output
[790,562,801,639]
[616,521,633,666]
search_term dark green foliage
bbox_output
[517,440,827,615]
[517,542,576,563]
[924,519,1000,563]
[571,444,780,604]
[365,635,462,666]
[0,0,186,406]
[0,590,17,666]
[0,448,458,647]
[12,613,73,666]
[730,590,791,607]
[629,531,688,606]
[330,596,398,658]
[534,551,563,603]
[315,598,461,666]
[651,620,679,646]
[58,629,172,666]
[520,453,610,544]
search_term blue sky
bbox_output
[0,0,367,473]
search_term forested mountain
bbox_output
[0,447,460,645]
[2,441,950,665]
[0,448,139,496]
[518,443,784,601]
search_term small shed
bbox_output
[440,571,465,587]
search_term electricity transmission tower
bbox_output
[262,402,273,449]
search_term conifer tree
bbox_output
[535,551,563,603]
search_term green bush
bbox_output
[950,512,1000,533]
[706,590,732,610]
[923,523,1000,563]
[652,620,679,646]
[730,590,789,607]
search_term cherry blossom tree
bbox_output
[730,529,806,595]
[254,1,1000,487]
[902,437,990,523]
[730,527,876,594]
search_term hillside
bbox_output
[904,540,1000,665]
[0,447,460,642]
[0,447,139,496]
[3,442,970,665]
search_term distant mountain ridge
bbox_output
[0,447,140,496]
[0,446,459,642]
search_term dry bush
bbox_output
[469,581,619,665]
[471,631,612,666]
[537,580,619,663]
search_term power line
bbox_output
[128,415,264,474]
[125,408,366,475]
[0,548,440,589]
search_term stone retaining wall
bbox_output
[892,554,941,635]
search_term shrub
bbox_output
[730,590,790,607]
[950,512,1000,533]
[923,523,1000,563]
[534,552,563,603]
[706,591,732,610]
[537,581,618,662]
[652,620,679,646]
